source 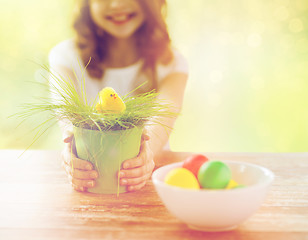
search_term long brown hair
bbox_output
[73,0,173,93]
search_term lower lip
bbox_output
[108,15,135,26]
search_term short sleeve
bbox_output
[156,49,189,82]
[48,39,81,70]
[48,39,83,104]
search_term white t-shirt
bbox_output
[48,39,188,104]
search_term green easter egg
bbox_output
[198,161,231,189]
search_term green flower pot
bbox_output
[74,126,143,194]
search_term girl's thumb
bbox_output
[63,130,74,143]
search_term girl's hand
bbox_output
[61,130,98,192]
[119,133,154,191]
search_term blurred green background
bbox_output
[1,0,307,152]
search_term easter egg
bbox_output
[198,161,231,189]
[225,179,239,189]
[182,154,209,178]
[164,168,200,189]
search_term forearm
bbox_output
[145,115,177,157]
[147,72,188,159]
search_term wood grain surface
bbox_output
[0,150,307,240]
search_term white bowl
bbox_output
[152,161,274,232]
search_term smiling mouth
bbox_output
[106,13,137,25]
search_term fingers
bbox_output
[119,159,155,191]
[62,160,97,191]
[119,135,154,191]
[122,155,144,169]
[62,146,93,171]
[120,166,143,178]
[70,156,94,171]
[71,177,96,189]
[67,175,96,192]
[141,133,150,141]
[62,131,152,193]
[63,160,98,180]
[72,185,86,192]
[122,136,148,169]
[120,163,152,178]
[63,133,74,143]
[121,146,148,176]
[127,181,147,192]
[63,129,74,143]
[61,141,97,192]
[120,172,151,185]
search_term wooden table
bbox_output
[0,150,307,240]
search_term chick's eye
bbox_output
[110,94,113,97]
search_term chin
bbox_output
[108,28,139,39]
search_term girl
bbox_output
[49,0,188,192]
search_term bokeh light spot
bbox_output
[289,18,304,32]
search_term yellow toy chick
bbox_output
[95,87,126,114]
